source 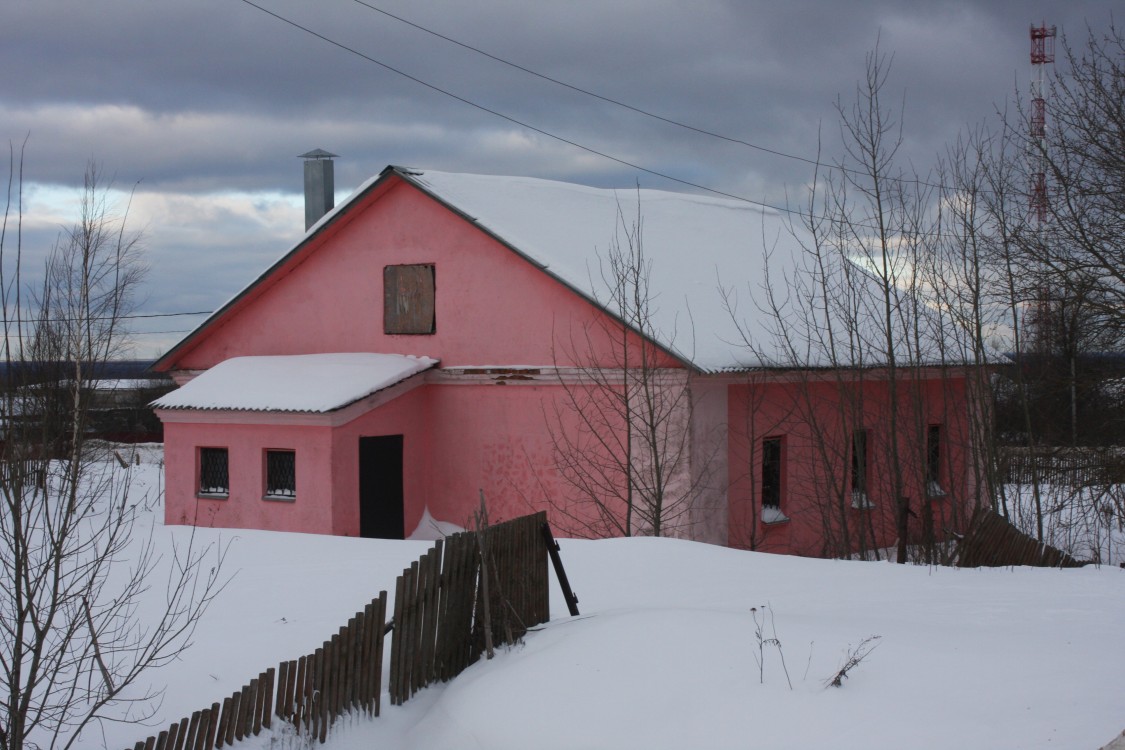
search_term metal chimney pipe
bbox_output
[299,149,338,230]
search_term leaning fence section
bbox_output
[956,507,1083,568]
[390,511,550,704]
[126,591,388,750]
[126,510,558,749]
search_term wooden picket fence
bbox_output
[389,510,551,704]
[126,592,389,750]
[956,507,1083,568]
[126,511,559,749]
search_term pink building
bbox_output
[153,165,976,556]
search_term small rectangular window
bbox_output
[851,429,872,508]
[760,437,788,524]
[926,424,945,497]
[199,447,229,497]
[384,264,436,334]
[761,437,782,509]
[265,450,296,500]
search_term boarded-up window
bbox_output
[384,264,435,334]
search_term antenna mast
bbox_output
[1029,22,1056,224]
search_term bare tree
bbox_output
[731,46,984,562]
[958,23,1125,545]
[0,153,224,750]
[546,200,711,538]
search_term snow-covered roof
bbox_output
[398,169,958,372]
[152,353,437,413]
[405,169,764,371]
[159,166,964,374]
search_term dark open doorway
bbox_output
[359,435,404,539]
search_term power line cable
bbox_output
[347,0,820,167]
[5,310,212,326]
[238,0,999,240]
[344,0,970,195]
[236,0,793,215]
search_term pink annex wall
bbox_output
[159,173,680,538]
[726,373,974,556]
[162,379,633,538]
[162,419,335,534]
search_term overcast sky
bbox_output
[2,0,1117,357]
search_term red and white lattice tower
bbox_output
[1029,22,1056,224]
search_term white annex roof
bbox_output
[152,353,437,413]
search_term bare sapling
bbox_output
[825,635,881,688]
[750,604,792,690]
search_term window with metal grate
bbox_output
[265,450,296,499]
[199,447,229,497]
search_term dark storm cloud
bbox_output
[1,0,1117,355]
[4,0,1111,192]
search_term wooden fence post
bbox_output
[542,521,579,616]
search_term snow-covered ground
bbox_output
[70,451,1125,749]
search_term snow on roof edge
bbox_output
[152,353,439,414]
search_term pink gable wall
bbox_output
[168,178,678,372]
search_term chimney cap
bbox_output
[299,148,338,160]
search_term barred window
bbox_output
[265,450,296,500]
[199,447,229,497]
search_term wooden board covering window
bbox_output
[384,264,435,334]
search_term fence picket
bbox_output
[404,562,418,699]
[173,717,189,750]
[346,617,358,712]
[359,603,374,713]
[312,644,325,741]
[253,672,265,735]
[263,667,274,730]
[390,573,406,705]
